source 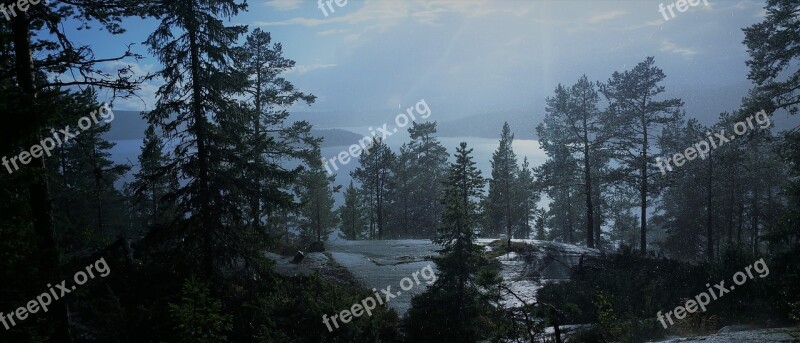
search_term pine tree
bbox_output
[388,143,414,238]
[51,99,130,250]
[743,0,800,115]
[535,137,584,244]
[601,57,683,253]
[534,209,547,240]
[541,76,609,247]
[2,2,144,339]
[351,138,394,239]
[406,122,449,238]
[653,116,710,259]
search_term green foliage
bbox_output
[538,76,610,248]
[127,124,179,236]
[402,122,450,238]
[534,141,584,244]
[169,277,233,343]
[295,148,340,244]
[408,142,490,342]
[253,273,399,342]
[539,252,797,342]
[351,138,395,239]
[743,0,800,115]
[339,181,368,240]
[484,122,520,239]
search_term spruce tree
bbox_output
[236,28,316,229]
[51,98,130,250]
[295,148,340,244]
[515,157,539,239]
[144,0,248,277]
[339,181,367,240]
[409,142,487,341]
[484,122,518,247]
[128,124,179,235]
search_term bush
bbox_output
[537,251,798,342]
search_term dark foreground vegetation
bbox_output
[538,247,800,342]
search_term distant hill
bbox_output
[104,110,364,148]
[314,128,364,147]
[289,108,543,140]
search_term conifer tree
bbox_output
[601,57,682,252]
[406,122,449,237]
[515,157,540,239]
[743,0,800,115]
[144,0,248,277]
[535,138,584,244]
[352,138,394,239]
[129,124,179,235]
[541,76,608,247]
[484,122,518,246]
[388,143,414,238]
[295,148,340,243]
[409,142,487,342]
[236,28,316,229]
[339,181,367,240]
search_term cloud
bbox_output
[265,0,302,11]
[317,28,342,36]
[255,0,535,47]
[660,40,697,57]
[617,19,664,31]
[343,34,361,45]
[255,0,532,28]
[255,0,408,28]
[286,63,337,75]
[733,0,760,10]
[589,10,626,23]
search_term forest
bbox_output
[0,0,798,342]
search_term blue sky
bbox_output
[70,0,768,125]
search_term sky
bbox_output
[67,0,769,126]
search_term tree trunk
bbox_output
[251,60,262,228]
[640,120,648,253]
[12,11,72,342]
[737,203,744,247]
[583,130,595,248]
[706,156,714,262]
[751,181,760,255]
[567,189,574,243]
[188,15,213,278]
